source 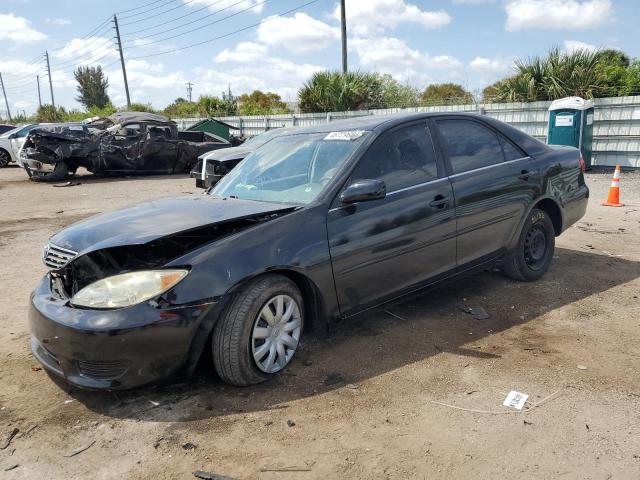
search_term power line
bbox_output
[125,0,270,48]
[119,0,180,20]
[126,0,321,60]
[121,0,223,36]
[120,0,197,27]
[116,0,171,15]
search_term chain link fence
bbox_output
[174,95,640,168]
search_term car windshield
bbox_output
[211,131,368,205]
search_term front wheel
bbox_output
[0,149,10,167]
[212,274,304,386]
[30,161,69,183]
[502,208,555,281]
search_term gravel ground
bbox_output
[0,165,639,479]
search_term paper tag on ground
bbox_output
[324,130,365,141]
[503,390,528,410]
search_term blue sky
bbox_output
[1,0,638,115]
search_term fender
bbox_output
[506,195,564,251]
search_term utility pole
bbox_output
[0,73,11,122]
[113,14,131,107]
[45,51,55,108]
[36,74,42,108]
[186,82,194,102]
[340,0,347,74]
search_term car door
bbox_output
[433,117,539,266]
[140,125,180,172]
[327,121,456,315]
[10,125,33,159]
[106,123,144,171]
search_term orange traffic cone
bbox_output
[602,165,625,207]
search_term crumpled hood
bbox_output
[50,195,296,254]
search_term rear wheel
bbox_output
[30,161,69,183]
[212,274,303,386]
[503,208,555,281]
[0,149,10,167]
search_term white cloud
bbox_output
[469,56,513,74]
[468,56,515,90]
[186,0,265,13]
[333,0,451,36]
[126,59,165,73]
[195,56,324,102]
[351,37,463,84]
[257,13,339,54]
[53,37,118,64]
[563,40,598,52]
[215,42,268,63]
[46,18,71,26]
[505,0,612,31]
[0,60,42,78]
[0,14,47,43]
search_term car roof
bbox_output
[286,111,548,155]
[108,111,174,126]
[287,112,489,134]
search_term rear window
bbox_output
[437,119,504,174]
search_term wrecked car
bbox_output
[30,112,588,390]
[191,127,295,189]
[20,112,230,182]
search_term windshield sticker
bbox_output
[324,130,365,141]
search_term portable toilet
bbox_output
[547,96,595,169]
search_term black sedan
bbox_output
[30,112,588,390]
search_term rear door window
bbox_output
[436,119,504,174]
[351,122,439,191]
[500,136,526,161]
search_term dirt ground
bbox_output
[0,165,639,480]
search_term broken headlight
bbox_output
[70,269,188,309]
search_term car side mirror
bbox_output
[8,133,16,139]
[340,179,386,204]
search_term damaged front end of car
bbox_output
[21,124,100,181]
[30,197,298,389]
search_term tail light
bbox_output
[579,154,586,173]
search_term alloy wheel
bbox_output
[251,294,301,374]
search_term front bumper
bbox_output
[22,157,55,174]
[29,275,215,390]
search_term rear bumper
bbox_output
[29,275,215,390]
[561,184,589,232]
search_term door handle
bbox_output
[429,195,450,208]
[518,170,531,181]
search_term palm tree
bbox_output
[484,48,608,102]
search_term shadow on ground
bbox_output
[59,247,639,422]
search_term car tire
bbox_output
[212,274,304,386]
[30,161,69,183]
[502,208,556,282]
[0,149,10,167]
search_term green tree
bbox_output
[126,102,156,113]
[163,98,200,118]
[421,83,474,105]
[197,95,226,116]
[238,90,290,115]
[298,70,387,112]
[380,74,420,107]
[74,65,110,109]
[36,104,68,122]
[482,48,608,102]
